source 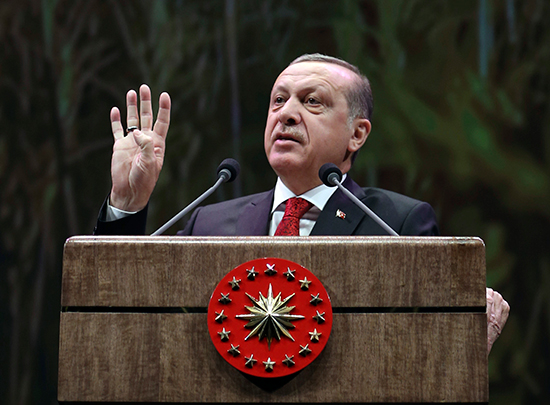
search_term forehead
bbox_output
[272,61,356,94]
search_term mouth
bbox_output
[274,131,303,144]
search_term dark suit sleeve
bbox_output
[93,197,148,235]
[399,201,439,236]
[176,206,201,236]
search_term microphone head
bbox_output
[319,163,342,186]
[217,158,240,182]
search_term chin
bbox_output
[268,154,305,176]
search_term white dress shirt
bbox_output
[268,175,345,236]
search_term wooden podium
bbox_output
[58,236,488,403]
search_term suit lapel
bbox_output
[310,177,367,236]
[235,189,274,236]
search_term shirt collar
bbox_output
[271,174,347,214]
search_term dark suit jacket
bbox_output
[94,177,439,236]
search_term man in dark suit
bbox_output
[94,54,507,352]
[95,54,437,238]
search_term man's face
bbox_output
[264,61,368,194]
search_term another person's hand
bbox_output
[486,287,510,353]
[109,84,171,212]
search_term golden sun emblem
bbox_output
[235,284,305,349]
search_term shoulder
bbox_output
[362,187,425,210]
[357,186,439,236]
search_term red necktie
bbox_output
[274,197,313,236]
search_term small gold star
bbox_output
[244,355,257,368]
[283,268,296,281]
[313,311,326,323]
[263,357,276,372]
[282,354,295,367]
[217,328,230,341]
[309,328,322,342]
[215,310,227,323]
[310,293,323,306]
[228,276,241,290]
[246,267,259,280]
[219,292,232,304]
[299,344,312,356]
[264,263,277,276]
[227,344,240,357]
[299,277,311,290]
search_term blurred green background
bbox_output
[1,0,548,403]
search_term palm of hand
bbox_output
[111,130,165,211]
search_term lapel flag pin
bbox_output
[335,209,346,219]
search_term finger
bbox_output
[501,299,510,322]
[110,107,125,140]
[153,92,171,139]
[491,292,503,324]
[127,89,139,129]
[486,288,494,322]
[140,84,153,132]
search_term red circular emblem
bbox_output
[207,258,333,378]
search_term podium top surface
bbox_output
[61,236,485,308]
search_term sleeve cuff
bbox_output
[94,196,148,235]
[106,199,138,221]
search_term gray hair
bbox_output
[289,53,373,122]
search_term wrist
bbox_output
[110,190,147,212]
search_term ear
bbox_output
[347,118,371,152]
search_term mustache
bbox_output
[277,126,305,143]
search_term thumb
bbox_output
[132,130,154,158]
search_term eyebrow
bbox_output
[271,83,329,96]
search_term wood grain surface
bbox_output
[61,236,486,308]
[58,312,487,403]
[59,236,487,403]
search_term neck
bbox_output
[277,166,350,195]
[278,177,322,196]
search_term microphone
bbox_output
[319,163,399,236]
[151,158,241,235]
[217,158,240,182]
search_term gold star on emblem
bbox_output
[218,292,231,304]
[299,344,312,356]
[309,328,322,342]
[310,293,323,306]
[313,311,326,323]
[283,267,296,281]
[227,344,240,357]
[282,354,295,367]
[244,355,257,368]
[235,284,305,349]
[299,277,311,290]
[263,357,275,372]
[264,263,277,276]
[217,328,230,341]
[246,267,259,280]
[215,310,227,323]
[228,276,241,290]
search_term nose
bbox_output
[278,98,301,126]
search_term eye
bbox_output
[274,96,285,104]
[305,97,320,105]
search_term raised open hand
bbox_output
[109,84,171,212]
